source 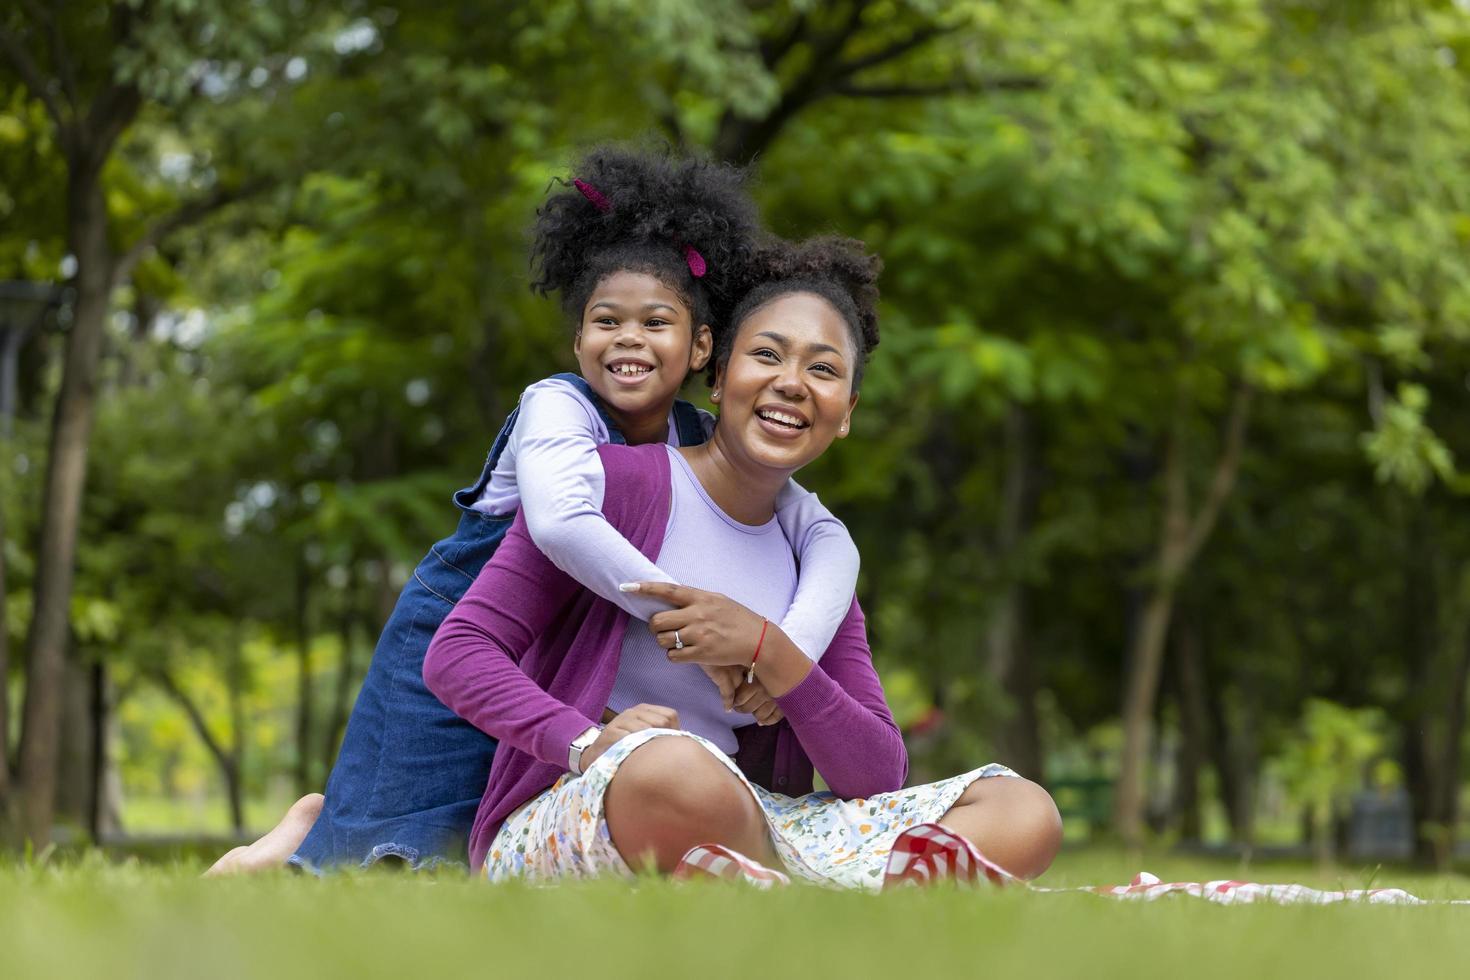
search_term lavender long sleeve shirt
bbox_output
[424,443,908,871]
[471,378,859,660]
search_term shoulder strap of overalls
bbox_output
[453,372,629,510]
[671,399,709,447]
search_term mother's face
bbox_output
[713,291,859,474]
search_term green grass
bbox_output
[3,848,1468,979]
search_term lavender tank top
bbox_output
[606,446,798,753]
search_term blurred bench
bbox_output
[1050,776,1113,839]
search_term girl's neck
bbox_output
[605,404,670,446]
[678,430,789,526]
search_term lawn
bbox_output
[3,846,1468,979]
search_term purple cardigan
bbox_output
[424,443,908,870]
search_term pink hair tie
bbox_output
[683,244,707,278]
[572,178,612,214]
[573,177,706,278]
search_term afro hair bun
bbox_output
[715,235,883,387]
[530,145,765,330]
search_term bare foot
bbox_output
[203,793,325,877]
[203,845,249,877]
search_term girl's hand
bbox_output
[582,703,679,770]
[625,582,767,668]
[700,665,745,710]
[731,680,784,726]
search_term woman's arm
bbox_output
[773,480,860,661]
[642,584,907,798]
[512,383,684,622]
[422,511,601,769]
[769,599,907,798]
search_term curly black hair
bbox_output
[530,145,764,338]
[714,235,882,390]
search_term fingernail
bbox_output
[618,583,639,593]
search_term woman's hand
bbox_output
[582,703,679,770]
[626,581,767,668]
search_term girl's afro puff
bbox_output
[716,235,882,389]
[530,145,764,333]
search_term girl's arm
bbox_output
[512,383,683,622]
[423,510,601,769]
[772,481,861,662]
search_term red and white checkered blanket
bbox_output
[676,827,1470,904]
[1038,871,1470,905]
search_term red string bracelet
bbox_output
[747,619,769,684]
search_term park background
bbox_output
[1,0,1469,876]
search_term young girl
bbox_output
[424,237,1062,889]
[208,148,861,875]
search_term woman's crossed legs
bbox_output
[601,734,1062,882]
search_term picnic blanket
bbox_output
[1037,871,1470,906]
[677,825,1470,905]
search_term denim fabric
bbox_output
[292,375,706,872]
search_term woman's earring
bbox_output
[840,421,848,433]
[711,389,721,402]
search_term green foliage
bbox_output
[1275,699,1393,854]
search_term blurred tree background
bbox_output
[2,0,1469,865]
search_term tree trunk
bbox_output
[54,649,94,831]
[1431,621,1470,870]
[1172,619,1208,843]
[1115,584,1179,847]
[14,171,115,847]
[154,667,244,834]
[226,637,246,834]
[984,404,1042,779]
[1396,504,1442,866]
[89,662,123,839]
[322,570,359,777]
[294,554,315,796]
[1113,384,1251,848]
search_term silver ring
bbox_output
[673,630,684,650]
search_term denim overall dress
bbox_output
[293,373,709,871]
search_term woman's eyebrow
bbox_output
[756,329,842,358]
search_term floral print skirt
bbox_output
[485,728,1017,892]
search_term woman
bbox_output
[206,148,860,876]
[423,237,1062,888]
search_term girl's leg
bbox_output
[603,736,779,873]
[936,776,1062,880]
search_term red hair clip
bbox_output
[572,178,612,214]
[683,244,707,278]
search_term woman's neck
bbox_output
[678,430,790,526]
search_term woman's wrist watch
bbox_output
[568,725,602,775]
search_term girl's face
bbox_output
[713,291,859,474]
[575,270,712,423]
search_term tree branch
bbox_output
[759,9,811,69]
[834,75,1044,99]
[833,23,953,79]
[114,177,273,288]
[82,80,143,173]
[151,668,233,770]
[0,23,72,145]
[18,0,79,112]
[1181,382,1254,566]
